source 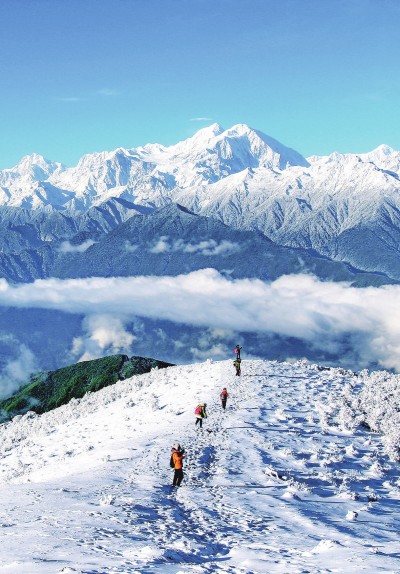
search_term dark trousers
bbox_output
[195,417,203,428]
[221,399,227,410]
[173,468,183,486]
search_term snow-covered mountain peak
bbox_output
[372,143,395,156]
[167,123,224,157]
[225,124,310,169]
[307,146,400,183]
[11,153,64,180]
[223,123,268,144]
[192,122,224,141]
[136,142,167,158]
[360,144,400,172]
[166,123,309,175]
[75,147,130,167]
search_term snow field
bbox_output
[0,359,399,573]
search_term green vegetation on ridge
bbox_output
[0,354,173,421]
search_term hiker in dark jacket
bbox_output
[220,388,229,410]
[171,442,185,487]
[234,344,242,360]
[233,358,241,376]
[194,403,207,428]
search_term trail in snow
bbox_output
[0,359,399,573]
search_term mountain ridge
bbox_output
[0,123,396,212]
[0,353,173,419]
[1,123,400,277]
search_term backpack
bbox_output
[194,405,202,415]
[170,454,175,468]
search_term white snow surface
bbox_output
[0,359,399,573]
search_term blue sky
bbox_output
[0,0,399,169]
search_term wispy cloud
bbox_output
[71,314,135,362]
[190,328,235,361]
[190,117,213,122]
[148,236,240,256]
[58,240,96,253]
[0,344,38,400]
[124,241,138,253]
[149,236,170,254]
[97,88,119,97]
[57,89,119,103]
[1,271,400,370]
[57,97,85,103]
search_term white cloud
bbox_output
[71,315,135,362]
[172,238,240,256]
[189,328,235,361]
[0,344,38,400]
[1,270,400,370]
[97,88,119,97]
[124,241,138,253]
[57,88,119,104]
[190,117,213,122]
[149,236,170,253]
[58,240,96,253]
[149,236,240,256]
[57,97,85,103]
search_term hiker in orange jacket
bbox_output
[171,442,185,487]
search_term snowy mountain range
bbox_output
[2,123,400,278]
[0,358,399,573]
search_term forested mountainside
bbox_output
[0,353,173,420]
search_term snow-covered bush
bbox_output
[326,369,400,461]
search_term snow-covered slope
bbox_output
[1,124,400,276]
[0,359,398,573]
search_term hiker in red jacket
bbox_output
[171,442,185,487]
[220,388,229,410]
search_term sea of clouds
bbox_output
[0,269,399,374]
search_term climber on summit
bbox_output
[234,344,242,360]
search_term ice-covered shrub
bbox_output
[326,369,400,461]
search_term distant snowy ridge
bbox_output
[0,123,310,210]
[1,123,400,277]
[3,123,397,213]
